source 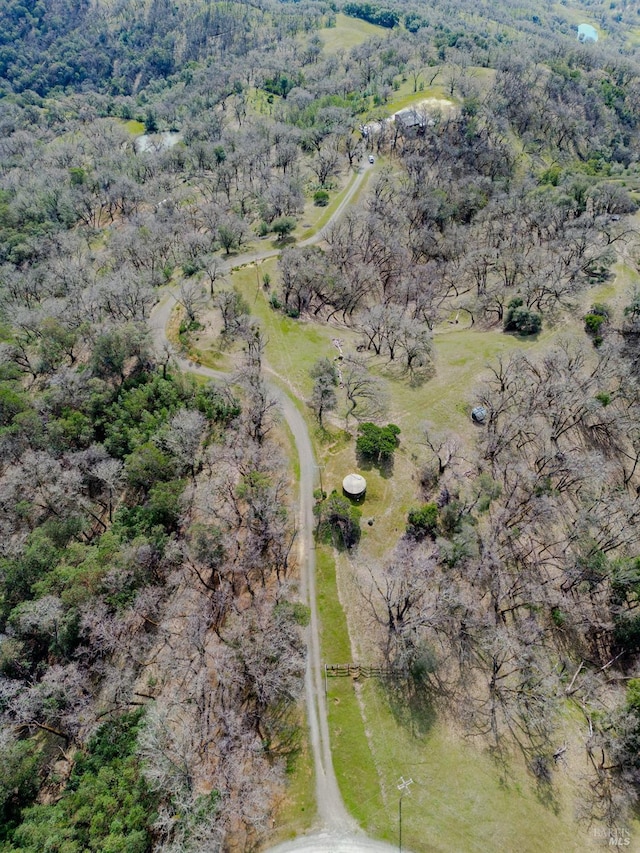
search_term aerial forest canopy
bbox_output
[1,0,640,850]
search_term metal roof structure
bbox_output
[342,473,367,496]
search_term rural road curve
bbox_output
[149,157,404,852]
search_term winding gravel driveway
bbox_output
[148,159,403,852]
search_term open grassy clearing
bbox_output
[165,300,235,372]
[373,81,452,115]
[378,65,495,115]
[320,13,387,53]
[121,118,145,135]
[391,324,547,437]
[228,265,551,442]
[230,260,363,401]
[331,680,593,853]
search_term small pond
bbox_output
[577,23,598,43]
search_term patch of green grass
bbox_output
[551,3,602,35]
[231,260,362,400]
[316,548,384,825]
[328,678,386,828]
[381,84,454,116]
[271,711,317,842]
[344,682,590,853]
[391,325,543,438]
[316,548,353,662]
[122,119,145,135]
[166,303,233,372]
[191,345,230,371]
[374,65,495,118]
[245,86,281,118]
[320,13,386,54]
[283,414,301,484]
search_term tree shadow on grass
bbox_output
[355,449,395,479]
[407,363,436,389]
[490,740,561,816]
[381,675,437,739]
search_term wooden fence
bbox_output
[324,663,396,679]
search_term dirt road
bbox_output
[148,156,403,851]
[267,834,403,853]
[149,299,360,831]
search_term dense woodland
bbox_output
[1,0,640,849]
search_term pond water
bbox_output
[135,131,181,153]
[577,23,598,43]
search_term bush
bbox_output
[313,189,329,206]
[406,503,439,539]
[614,613,640,653]
[584,303,609,347]
[356,422,400,463]
[584,313,605,341]
[125,442,176,491]
[272,216,297,240]
[195,383,240,424]
[146,479,185,531]
[503,298,542,335]
[540,164,561,186]
[182,260,201,277]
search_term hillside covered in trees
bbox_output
[1,0,640,850]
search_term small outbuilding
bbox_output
[342,472,367,499]
[471,406,487,424]
[394,107,429,136]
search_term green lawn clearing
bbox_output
[122,119,145,135]
[230,259,363,400]
[320,13,387,54]
[333,679,592,853]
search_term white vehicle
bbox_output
[368,154,375,164]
